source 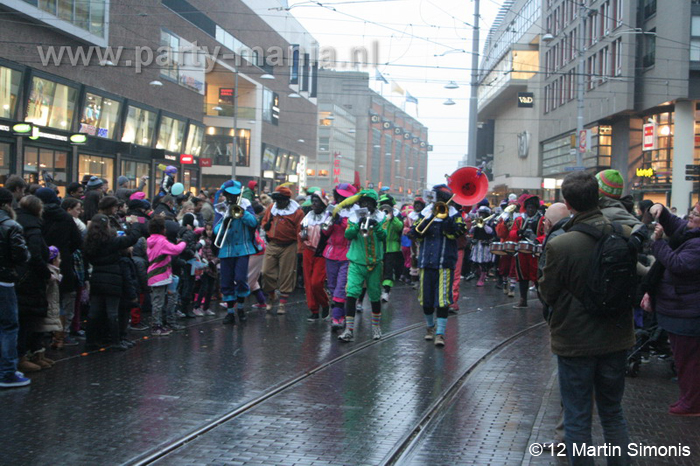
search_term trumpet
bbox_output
[475,213,497,228]
[321,206,335,231]
[415,194,454,235]
[380,205,393,219]
[213,196,244,249]
[357,208,371,237]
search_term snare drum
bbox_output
[533,244,543,256]
[517,241,537,254]
[490,242,507,256]
[503,241,518,255]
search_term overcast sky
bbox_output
[269,0,503,186]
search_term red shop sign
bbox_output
[180,154,195,164]
[199,158,212,167]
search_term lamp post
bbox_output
[467,0,480,167]
[574,0,585,169]
[231,70,239,179]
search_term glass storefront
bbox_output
[184,124,203,156]
[262,144,277,172]
[639,110,674,189]
[182,168,198,195]
[25,76,79,130]
[120,160,150,195]
[0,143,11,186]
[202,127,250,167]
[122,106,156,146]
[78,154,114,187]
[0,66,22,119]
[79,92,121,138]
[542,125,612,176]
[156,116,185,153]
[23,146,68,194]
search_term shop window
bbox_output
[262,144,277,172]
[25,76,78,130]
[276,152,289,172]
[182,169,197,195]
[156,116,185,153]
[80,93,121,138]
[0,66,22,120]
[78,154,114,189]
[202,127,250,167]
[0,143,11,187]
[120,160,150,195]
[23,146,69,194]
[122,106,156,146]
[184,124,203,156]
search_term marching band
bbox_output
[211,166,552,347]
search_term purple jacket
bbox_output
[651,208,700,319]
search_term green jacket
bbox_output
[345,214,386,266]
[383,215,403,253]
[538,209,635,357]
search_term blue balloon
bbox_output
[171,182,185,196]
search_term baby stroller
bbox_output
[626,312,673,377]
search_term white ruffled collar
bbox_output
[271,199,300,216]
[303,209,328,227]
[348,208,386,224]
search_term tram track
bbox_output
[382,321,548,466]
[125,305,477,466]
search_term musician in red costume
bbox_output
[507,195,545,308]
[495,201,518,297]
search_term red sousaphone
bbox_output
[447,166,489,206]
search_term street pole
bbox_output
[231,69,239,180]
[575,1,585,168]
[467,0,480,167]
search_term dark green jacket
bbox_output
[539,209,635,357]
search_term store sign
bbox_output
[579,129,588,152]
[517,92,534,108]
[199,158,212,167]
[636,168,655,178]
[0,124,10,132]
[642,122,657,151]
[333,151,341,183]
[180,154,194,164]
[164,154,177,161]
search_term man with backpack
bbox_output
[539,172,636,465]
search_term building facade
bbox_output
[477,0,544,203]
[0,0,318,197]
[541,0,700,213]
[314,69,429,201]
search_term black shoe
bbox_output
[321,307,330,320]
[184,311,196,318]
[307,312,320,322]
[223,313,236,325]
[238,308,247,323]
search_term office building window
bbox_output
[0,66,21,119]
[79,92,121,138]
[160,30,180,82]
[25,0,106,36]
[643,0,656,20]
[643,29,656,68]
[25,76,78,130]
[122,106,156,146]
[202,127,250,167]
[613,0,623,28]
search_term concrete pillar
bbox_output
[611,117,631,193]
[671,100,694,214]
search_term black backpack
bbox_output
[570,222,637,318]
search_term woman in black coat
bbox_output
[83,214,141,351]
[14,195,51,371]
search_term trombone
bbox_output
[213,196,244,248]
[475,212,497,228]
[414,194,454,235]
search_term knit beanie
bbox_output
[182,212,196,228]
[596,169,624,199]
[35,187,60,206]
[117,175,129,187]
[86,176,103,189]
[48,245,60,262]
